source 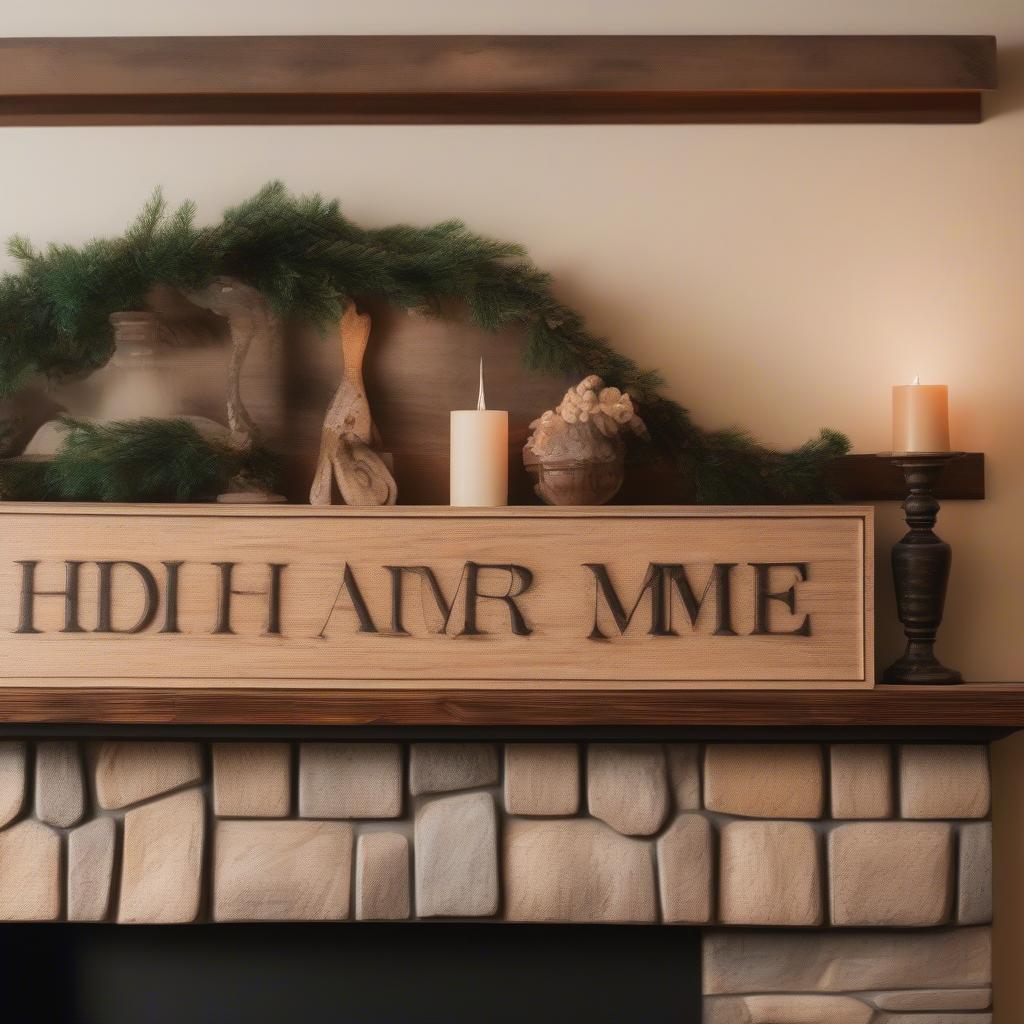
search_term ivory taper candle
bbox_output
[450,360,509,506]
[892,376,951,453]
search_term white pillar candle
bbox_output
[892,376,951,453]
[450,360,509,506]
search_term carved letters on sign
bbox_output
[0,506,872,689]
[11,558,811,641]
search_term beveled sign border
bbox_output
[0,504,872,693]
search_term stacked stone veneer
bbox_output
[0,739,993,1020]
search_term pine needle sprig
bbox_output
[0,418,280,503]
[0,182,850,503]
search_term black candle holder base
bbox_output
[882,646,963,685]
[879,453,964,686]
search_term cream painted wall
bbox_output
[3,0,1023,1014]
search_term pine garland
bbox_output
[0,418,279,502]
[0,183,849,502]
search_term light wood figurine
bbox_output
[310,304,397,506]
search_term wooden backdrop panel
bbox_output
[38,294,985,505]
[285,304,570,504]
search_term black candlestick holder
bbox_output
[880,452,964,685]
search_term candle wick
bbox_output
[477,357,487,411]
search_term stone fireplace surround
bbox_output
[0,737,993,1023]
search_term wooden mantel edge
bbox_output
[0,35,997,126]
[0,684,1022,727]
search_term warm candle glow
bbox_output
[450,359,509,506]
[892,377,950,453]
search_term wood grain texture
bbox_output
[0,36,997,126]
[0,685,1020,727]
[619,454,986,506]
[0,504,872,690]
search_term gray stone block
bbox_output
[0,741,26,828]
[299,742,402,819]
[68,817,116,922]
[416,792,498,917]
[958,822,992,925]
[409,743,498,796]
[35,740,85,828]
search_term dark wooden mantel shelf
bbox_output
[1,684,1023,728]
[0,35,997,126]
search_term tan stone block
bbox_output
[504,817,656,923]
[0,741,25,828]
[703,997,749,1024]
[719,821,822,925]
[657,814,713,923]
[829,822,952,926]
[830,744,893,819]
[95,741,202,810]
[745,994,873,1024]
[299,742,401,819]
[587,743,668,835]
[900,744,990,819]
[878,1015,991,1024]
[873,988,991,1011]
[68,817,115,922]
[0,820,60,921]
[409,743,498,795]
[703,926,990,994]
[356,831,410,920]
[213,742,290,818]
[119,789,205,923]
[668,743,701,811]
[416,792,498,917]
[958,822,992,925]
[214,820,352,921]
[35,740,85,828]
[504,743,578,816]
[705,744,823,819]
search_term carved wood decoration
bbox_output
[187,276,278,448]
[310,305,397,507]
[0,504,872,692]
[0,36,997,125]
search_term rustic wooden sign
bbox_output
[0,504,872,690]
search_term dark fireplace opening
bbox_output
[1,922,701,1024]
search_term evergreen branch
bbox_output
[0,418,280,502]
[0,182,850,502]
